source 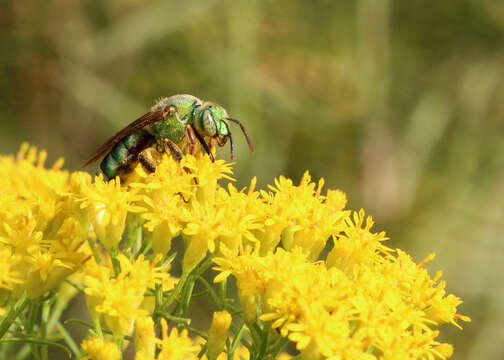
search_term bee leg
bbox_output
[185,125,197,155]
[164,105,184,124]
[191,125,215,162]
[178,192,189,203]
[138,147,161,173]
[161,138,183,162]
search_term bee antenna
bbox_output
[224,122,235,160]
[226,118,254,152]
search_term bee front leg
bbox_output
[185,125,197,155]
[161,138,183,162]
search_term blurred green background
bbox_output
[1,0,503,358]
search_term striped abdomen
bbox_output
[100,129,155,179]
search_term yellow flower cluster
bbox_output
[0,144,91,299]
[84,254,175,337]
[0,144,469,360]
[214,244,469,359]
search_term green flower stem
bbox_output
[257,321,271,360]
[40,300,51,360]
[196,276,220,307]
[154,283,163,317]
[181,278,196,317]
[27,301,40,333]
[219,279,227,309]
[92,316,104,339]
[0,293,29,339]
[162,256,213,309]
[64,319,133,342]
[56,322,82,358]
[26,301,40,357]
[228,322,247,360]
[248,323,262,354]
[187,326,207,339]
[163,251,177,267]
[124,214,144,255]
[230,322,251,349]
[109,247,121,276]
[47,295,74,333]
[268,336,289,358]
[155,311,191,326]
[162,270,190,309]
[191,290,210,298]
[0,338,71,357]
[63,279,84,292]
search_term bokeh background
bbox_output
[1,0,503,358]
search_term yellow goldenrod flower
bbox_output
[326,209,391,274]
[135,316,156,358]
[0,247,23,292]
[214,241,469,359]
[182,200,228,272]
[0,144,89,298]
[182,154,234,207]
[206,310,232,360]
[130,153,194,255]
[81,336,121,360]
[79,175,144,251]
[157,319,200,360]
[84,254,174,337]
[0,144,468,360]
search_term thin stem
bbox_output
[196,276,220,307]
[0,293,29,339]
[161,270,190,309]
[187,327,207,339]
[63,279,84,292]
[40,300,52,360]
[154,284,163,319]
[92,316,103,339]
[56,322,82,358]
[228,322,247,360]
[191,290,209,298]
[155,312,191,326]
[64,319,133,342]
[181,278,195,317]
[268,336,289,358]
[257,322,270,360]
[161,256,214,309]
[219,279,227,310]
[248,323,262,354]
[0,338,71,357]
[107,245,121,277]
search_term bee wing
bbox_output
[83,109,167,167]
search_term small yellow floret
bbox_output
[81,336,120,360]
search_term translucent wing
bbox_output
[83,108,168,167]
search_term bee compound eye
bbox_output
[203,110,217,135]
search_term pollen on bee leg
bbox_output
[138,148,161,173]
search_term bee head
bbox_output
[194,103,229,137]
[193,102,254,160]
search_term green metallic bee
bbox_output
[84,94,254,179]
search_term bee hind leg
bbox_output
[138,148,161,173]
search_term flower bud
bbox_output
[206,311,232,360]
